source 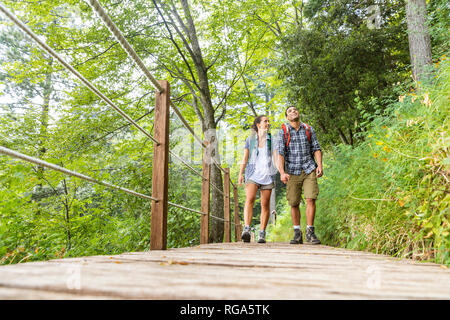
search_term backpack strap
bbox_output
[249,135,256,156]
[282,123,311,147]
[301,123,311,143]
[281,123,291,148]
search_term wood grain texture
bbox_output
[201,150,210,244]
[223,168,231,242]
[150,80,170,250]
[0,243,449,300]
[233,186,240,242]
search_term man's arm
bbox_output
[278,154,290,184]
[314,150,323,178]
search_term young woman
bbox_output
[238,115,278,243]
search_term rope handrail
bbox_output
[168,149,225,196]
[170,98,235,189]
[87,0,209,154]
[0,146,158,201]
[170,100,207,149]
[167,200,236,225]
[210,215,236,225]
[210,157,236,189]
[0,144,237,225]
[85,1,237,192]
[86,0,164,93]
[168,149,204,180]
[0,3,161,146]
[167,201,204,215]
[1,3,241,244]
[0,146,233,224]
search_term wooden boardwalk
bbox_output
[0,242,449,300]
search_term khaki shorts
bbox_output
[246,179,275,190]
[286,171,319,206]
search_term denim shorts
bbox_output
[246,179,275,190]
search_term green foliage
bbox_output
[279,0,410,146]
[0,0,448,268]
[313,56,449,265]
[266,199,308,243]
[428,0,450,59]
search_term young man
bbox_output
[277,106,323,244]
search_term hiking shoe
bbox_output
[257,230,266,243]
[241,227,251,243]
[290,229,303,244]
[305,226,321,244]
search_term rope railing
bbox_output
[168,201,235,225]
[87,0,229,199]
[170,100,207,149]
[168,148,204,180]
[86,0,164,93]
[0,2,242,248]
[0,3,161,147]
[167,201,204,216]
[0,146,158,201]
[169,100,227,196]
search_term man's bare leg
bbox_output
[305,198,316,226]
[305,198,321,244]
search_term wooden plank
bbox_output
[200,147,210,244]
[223,167,231,242]
[0,243,449,300]
[150,80,170,250]
[233,186,240,242]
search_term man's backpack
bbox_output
[281,123,311,148]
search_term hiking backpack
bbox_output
[281,123,311,148]
[248,133,272,155]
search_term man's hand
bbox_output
[316,166,323,178]
[280,173,290,184]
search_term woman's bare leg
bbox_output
[244,183,258,226]
[259,189,272,230]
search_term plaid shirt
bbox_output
[277,123,321,175]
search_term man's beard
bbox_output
[290,116,299,122]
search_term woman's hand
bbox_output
[238,174,244,185]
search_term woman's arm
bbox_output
[238,148,249,185]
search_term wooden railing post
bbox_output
[233,186,240,242]
[150,80,170,250]
[200,144,210,244]
[224,168,231,242]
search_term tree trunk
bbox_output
[179,0,224,242]
[348,128,354,146]
[405,0,432,82]
[37,67,52,185]
[338,128,350,145]
[62,178,72,251]
[35,60,53,215]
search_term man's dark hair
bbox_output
[285,105,298,117]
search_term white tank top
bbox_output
[249,147,273,184]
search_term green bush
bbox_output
[267,56,448,265]
[315,56,449,265]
